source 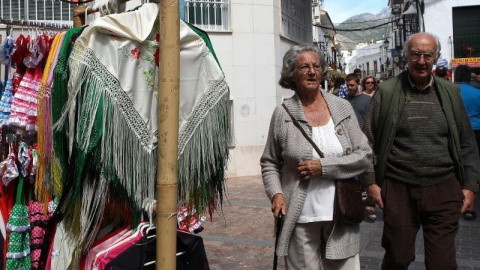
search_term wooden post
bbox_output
[72,5,86,27]
[156,1,180,269]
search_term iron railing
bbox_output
[1,0,72,23]
[184,0,229,31]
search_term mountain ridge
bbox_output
[334,7,390,43]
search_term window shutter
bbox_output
[452,5,480,58]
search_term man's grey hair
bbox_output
[279,45,328,90]
[403,32,441,61]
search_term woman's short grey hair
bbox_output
[403,32,441,61]
[279,45,328,90]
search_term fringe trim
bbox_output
[55,43,157,209]
[177,80,230,213]
[56,41,230,215]
[76,174,109,250]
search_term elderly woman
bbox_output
[261,45,371,269]
[361,75,377,96]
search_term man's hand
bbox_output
[367,184,384,210]
[461,189,476,214]
[298,160,322,181]
[272,193,286,218]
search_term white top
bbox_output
[298,118,344,223]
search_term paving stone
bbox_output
[200,176,480,269]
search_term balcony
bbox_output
[454,34,480,58]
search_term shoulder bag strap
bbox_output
[282,103,325,159]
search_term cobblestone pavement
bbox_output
[201,176,480,270]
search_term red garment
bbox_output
[1,182,16,270]
[9,66,42,132]
[92,225,147,270]
[78,226,131,270]
[11,35,29,74]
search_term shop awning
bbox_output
[451,57,480,68]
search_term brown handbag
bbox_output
[282,104,364,224]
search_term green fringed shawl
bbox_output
[51,26,84,209]
[53,3,230,247]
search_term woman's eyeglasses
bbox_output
[365,81,375,84]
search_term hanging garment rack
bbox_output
[0,18,72,30]
[72,0,158,18]
[72,0,130,26]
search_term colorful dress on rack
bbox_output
[8,66,43,132]
[0,35,15,67]
[0,79,14,126]
[36,32,65,204]
[5,176,31,270]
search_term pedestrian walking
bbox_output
[261,45,371,270]
[362,32,480,270]
[455,64,480,221]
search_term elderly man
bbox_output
[363,32,480,269]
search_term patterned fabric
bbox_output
[0,79,14,126]
[8,66,42,132]
[6,177,31,270]
[23,34,50,69]
[0,35,15,67]
[338,83,348,98]
[11,34,29,72]
[29,200,56,270]
[2,151,19,187]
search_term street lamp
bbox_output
[324,34,331,65]
[324,34,331,45]
[383,37,391,53]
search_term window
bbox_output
[1,0,72,22]
[452,5,480,58]
[184,0,230,31]
[281,0,312,44]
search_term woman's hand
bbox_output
[272,193,286,217]
[298,160,322,181]
[367,184,384,210]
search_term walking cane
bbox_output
[273,212,283,270]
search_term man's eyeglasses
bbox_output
[365,81,375,84]
[409,51,435,62]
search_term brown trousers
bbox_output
[381,177,464,270]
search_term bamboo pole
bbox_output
[156,1,180,269]
[72,5,86,27]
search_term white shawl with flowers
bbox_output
[57,3,229,220]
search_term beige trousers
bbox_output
[286,221,360,270]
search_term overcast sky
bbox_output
[323,0,389,24]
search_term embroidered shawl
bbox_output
[56,3,230,229]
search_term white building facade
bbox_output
[349,42,383,79]
[422,0,480,74]
[384,0,480,78]
[181,0,314,177]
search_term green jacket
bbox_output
[364,71,479,192]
